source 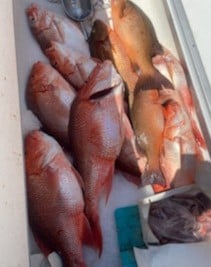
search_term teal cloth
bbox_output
[115,205,146,267]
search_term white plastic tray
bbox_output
[0,0,210,266]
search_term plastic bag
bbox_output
[149,192,211,244]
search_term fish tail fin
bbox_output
[104,164,114,204]
[92,217,103,257]
[86,210,103,257]
[85,194,103,255]
[142,167,168,191]
[135,68,174,93]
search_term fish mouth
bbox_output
[26,4,39,24]
[89,81,124,103]
[78,60,124,100]
[89,87,114,100]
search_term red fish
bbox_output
[26,3,89,54]
[25,130,93,267]
[27,62,140,182]
[69,60,125,255]
[153,49,206,149]
[27,62,76,145]
[26,4,91,88]
[160,100,198,189]
[45,41,97,89]
[150,50,205,192]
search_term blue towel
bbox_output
[114,205,146,267]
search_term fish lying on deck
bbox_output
[26,3,94,89]
[111,0,173,91]
[69,60,125,255]
[27,61,76,145]
[25,130,93,267]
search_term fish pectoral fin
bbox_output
[82,214,94,248]
[103,164,115,204]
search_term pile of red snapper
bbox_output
[25,1,206,266]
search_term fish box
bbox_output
[1,0,211,266]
